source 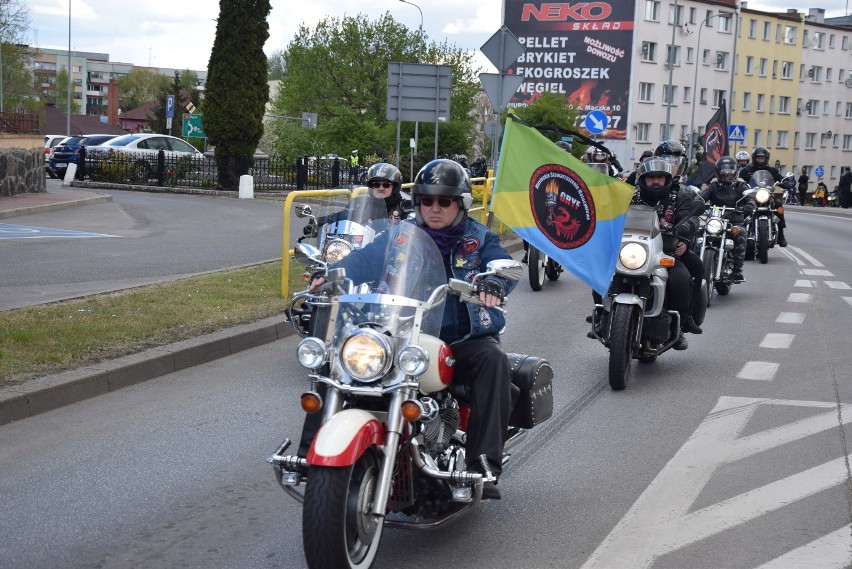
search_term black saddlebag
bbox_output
[507,353,554,429]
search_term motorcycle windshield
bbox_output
[318,196,391,263]
[748,170,775,189]
[623,205,660,236]
[333,221,446,342]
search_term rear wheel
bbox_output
[702,250,716,307]
[528,247,547,291]
[716,282,731,295]
[608,304,637,391]
[303,451,384,569]
[757,218,769,264]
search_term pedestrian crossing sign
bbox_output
[729,124,746,142]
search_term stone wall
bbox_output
[0,148,46,197]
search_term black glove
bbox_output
[477,279,505,302]
[742,204,755,217]
[302,220,316,236]
[674,223,692,238]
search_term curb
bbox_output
[0,315,296,426]
[0,193,111,220]
[0,238,525,426]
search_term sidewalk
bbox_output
[0,186,111,219]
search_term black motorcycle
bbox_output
[527,245,563,291]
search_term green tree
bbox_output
[146,69,201,136]
[268,49,286,80]
[117,67,170,111]
[272,12,479,173]
[511,92,583,159]
[50,68,81,115]
[0,0,39,112]
[205,0,271,191]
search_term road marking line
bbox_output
[737,361,779,380]
[794,279,814,288]
[824,281,851,290]
[580,397,852,569]
[843,297,852,307]
[780,247,805,265]
[760,333,795,349]
[801,269,835,276]
[776,312,805,324]
[787,246,824,267]
[787,293,812,303]
[753,524,852,569]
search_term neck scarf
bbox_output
[421,221,466,256]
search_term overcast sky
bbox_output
[26,0,852,73]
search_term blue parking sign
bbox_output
[166,95,175,119]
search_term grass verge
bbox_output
[0,260,306,388]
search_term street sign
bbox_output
[301,112,317,129]
[729,124,746,142]
[815,166,825,177]
[480,25,525,73]
[584,110,609,134]
[479,73,524,113]
[166,95,175,119]
[182,113,206,138]
[386,63,452,123]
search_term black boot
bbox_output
[673,334,688,350]
[733,267,745,282]
[777,229,787,247]
[682,315,703,334]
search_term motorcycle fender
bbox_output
[307,409,384,467]
[613,293,643,307]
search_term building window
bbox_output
[842,102,851,118]
[803,30,809,46]
[784,26,797,44]
[745,56,754,75]
[748,19,757,39]
[805,133,816,149]
[843,36,850,50]
[823,101,829,115]
[763,21,771,40]
[668,3,683,25]
[683,86,691,102]
[776,131,789,148]
[663,85,677,105]
[807,100,818,116]
[700,88,707,105]
[715,52,728,70]
[837,102,843,116]
[754,129,762,147]
[757,94,765,112]
[702,49,711,65]
[686,47,694,64]
[767,130,773,148]
[778,96,791,114]
[770,95,775,113]
[827,68,833,82]
[636,123,651,142]
[813,32,824,49]
[645,0,660,21]
[794,132,800,149]
[638,82,654,102]
[843,135,852,150]
[775,24,783,43]
[781,61,793,79]
[689,7,697,24]
[742,92,751,111]
[809,66,822,82]
[829,34,836,48]
[641,41,657,62]
[666,45,681,67]
[718,13,732,32]
[72,65,81,73]
[759,58,768,76]
[713,90,725,108]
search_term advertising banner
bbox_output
[504,1,636,140]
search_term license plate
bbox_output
[54,162,67,167]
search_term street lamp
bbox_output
[399,0,423,179]
[664,0,679,140]
[67,0,72,136]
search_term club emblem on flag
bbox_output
[530,164,595,249]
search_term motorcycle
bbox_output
[269,221,554,569]
[589,205,688,391]
[695,203,745,303]
[743,170,783,264]
[527,245,564,291]
[827,187,839,207]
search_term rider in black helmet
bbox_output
[737,146,788,247]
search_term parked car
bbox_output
[88,134,204,181]
[49,134,120,179]
[43,135,67,178]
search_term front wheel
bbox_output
[303,452,384,569]
[757,218,769,264]
[608,304,637,391]
[545,260,561,281]
[528,247,547,291]
[716,282,731,295]
[702,250,717,307]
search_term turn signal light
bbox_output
[730,226,740,235]
[660,256,676,267]
[776,207,784,215]
[400,400,423,422]
[301,391,322,413]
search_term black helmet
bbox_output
[654,140,687,178]
[715,156,737,184]
[365,162,402,190]
[752,146,769,166]
[635,157,674,204]
[412,158,472,226]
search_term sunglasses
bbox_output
[419,196,455,208]
[371,182,392,189]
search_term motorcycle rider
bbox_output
[632,157,705,347]
[309,158,515,500]
[306,163,412,232]
[735,151,750,172]
[736,146,788,247]
[700,156,756,282]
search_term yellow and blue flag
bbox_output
[491,115,635,295]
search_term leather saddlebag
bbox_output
[507,353,554,429]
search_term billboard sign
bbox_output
[504,0,636,140]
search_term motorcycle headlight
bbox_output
[340,329,392,382]
[706,218,724,234]
[323,239,353,264]
[397,345,429,377]
[755,189,771,204]
[297,337,327,369]
[619,242,648,270]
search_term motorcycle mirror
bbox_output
[295,204,312,218]
[294,243,322,265]
[486,259,524,281]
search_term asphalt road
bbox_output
[2,207,852,568]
